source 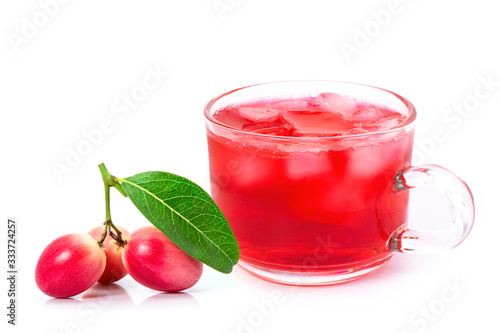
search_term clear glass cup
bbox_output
[204,81,474,285]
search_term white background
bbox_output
[1,0,498,332]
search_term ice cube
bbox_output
[347,145,385,179]
[241,115,293,136]
[357,115,406,132]
[242,122,293,136]
[283,111,354,137]
[212,107,251,130]
[238,107,280,123]
[343,128,370,136]
[374,115,405,130]
[342,103,407,133]
[286,151,333,181]
[223,149,277,190]
[310,93,358,116]
[265,99,311,112]
[378,116,404,130]
[346,142,402,179]
[345,106,385,122]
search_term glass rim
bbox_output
[204,80,417,141]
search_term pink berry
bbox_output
[123,226,203,292]
[88,225,130,284]
[35,233,106,298]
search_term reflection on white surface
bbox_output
[82,283,134,308]
[43,297,81,308]
[138,291,200,308]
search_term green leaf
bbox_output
[117,171,239,273]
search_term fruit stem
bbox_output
[98,163,127,198]
[98,221,109,246]
[104,183,112,222]
[109,230,127,247]
[97,163,128,247]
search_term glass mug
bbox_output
[204,81,474,285]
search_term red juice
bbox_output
[206,92,413,273]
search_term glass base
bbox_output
[238,254,393,286]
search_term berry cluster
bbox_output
[35,224,203,298]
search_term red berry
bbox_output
[35,233,106,298]
[88,225,130,284]
[123,226,203,292]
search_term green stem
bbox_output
[98,221,109,245]
[98,163,127,198]
[105,183,112,222]
[97,163,128,247]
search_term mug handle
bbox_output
[389,164,475,253]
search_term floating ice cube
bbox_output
[356,115,406,132]
[213,107,251,130]
[225,150,277,190]
[345,106,385,122]
[242,121,293,136]
[343,128,370,136]
[347,145,386,179]
[310,93,358,116]
[372,116,405,130]
[266,99,311,112]
[283,111,354,137]
[346,140,404,179]
[286,151,333,181]
[241,115,293,136]
[338,102,407,133]
[238,107,280,123]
